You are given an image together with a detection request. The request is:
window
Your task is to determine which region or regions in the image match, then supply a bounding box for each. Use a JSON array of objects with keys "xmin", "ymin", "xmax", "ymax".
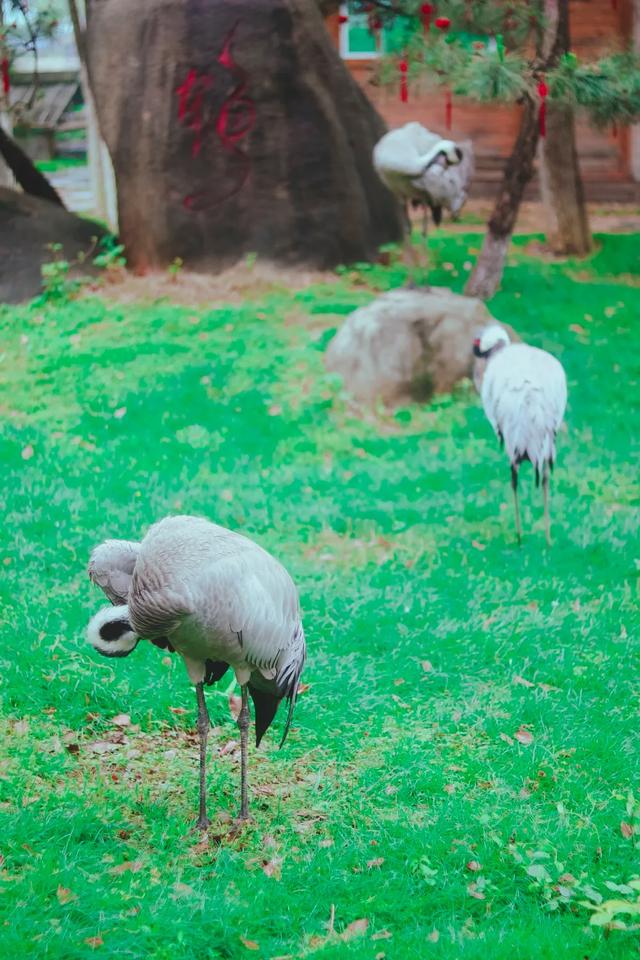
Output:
[{"xmin": 338, "ymin": 2, "xmax": 411, "ymax": 60}]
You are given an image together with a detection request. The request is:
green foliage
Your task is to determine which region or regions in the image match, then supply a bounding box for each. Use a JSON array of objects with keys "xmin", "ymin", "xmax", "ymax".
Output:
[
  {"xmin": 34, "ymin": 242, "xmax": 80, "ymax": 305},
  {"xmin": 92, "ymin": 235, "xmax": 127, "ymax": 272},
  {"xmin": 0, "ymin": 232, "xmax": 638, "ymax": 957},
  {"xmin": 369, "ymin": 0, "xmax": 640, "ymax": 125}
]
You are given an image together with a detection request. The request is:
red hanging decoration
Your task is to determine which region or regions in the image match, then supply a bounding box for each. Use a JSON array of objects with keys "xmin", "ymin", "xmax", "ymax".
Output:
[
  {"xmin": 338, "ymin": 14, "xmax": 348, "ymax": 24},
  {"xmin": 369, "ymin": 15, "xmax": 383, "ymax": 32},
  {"xmin": 445, "ymin": 88, "xmax": 452, "ymax": 130},
  {"xmin": 435, "ymin": 16, "xmax": 451, "ymax": 30},
  {"xmin": 537, "ymin": 79, "xmax": 548, "ymax": 137},
  {"xmin": 399, "ymin": 59, "xmax": 408, "ymax": 103},
  {"xmin": 420, "ymin": 3, "xmax": 433, "ymax": 32},
  {"xmin": 1, "ymin": 58, "xmax": 9, "ymax": 97}
]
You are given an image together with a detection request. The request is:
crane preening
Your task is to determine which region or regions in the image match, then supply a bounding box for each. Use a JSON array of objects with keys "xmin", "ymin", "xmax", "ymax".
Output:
[
  {"xmin": 86, "ymin": 515, "xmax": 306, "ymax": 829},
  {"xmin": 473, "ymin": 326, "xmax": 568, "ymax": 545}
]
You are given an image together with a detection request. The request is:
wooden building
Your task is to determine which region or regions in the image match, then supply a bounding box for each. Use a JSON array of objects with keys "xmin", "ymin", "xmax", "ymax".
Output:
[{"xmin": 325, "ymin": 1, "xmax": 640, "ymax": 201}]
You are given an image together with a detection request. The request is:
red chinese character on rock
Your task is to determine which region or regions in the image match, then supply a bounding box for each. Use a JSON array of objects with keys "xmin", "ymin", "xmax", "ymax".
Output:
[{"xmin": 176, "ymin": 68, "xmax": 214, "ymax": 159}]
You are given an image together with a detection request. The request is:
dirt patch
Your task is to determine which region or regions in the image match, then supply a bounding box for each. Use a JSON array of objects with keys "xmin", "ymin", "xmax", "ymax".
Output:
[
  {"xmin": 441, "ymin": 200, "xmax": 640, "ymax": 235},
  {"xmin": 83, "ymin": 260, "xmax": 336, "ymax": 307}
]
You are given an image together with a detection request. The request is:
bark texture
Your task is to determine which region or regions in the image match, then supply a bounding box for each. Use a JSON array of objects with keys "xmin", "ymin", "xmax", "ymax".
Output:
[
  {"xmin": 465, "ymin": 98, "xmax": 539, "ymax": 300},
  {"xmin": 85, "ymin": 0, "xmax": 402, "ymax": 271},
  {"xmin": 539, "ymin": 103, "xmax": 591, "ymax": 255}
]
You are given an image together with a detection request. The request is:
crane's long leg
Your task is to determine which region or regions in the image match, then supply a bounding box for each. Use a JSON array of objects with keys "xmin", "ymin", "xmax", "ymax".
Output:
[
  {"xmin": 195, "ymin": 682, "xmax": 210, "ymax": 830},
  {"xmin": 511, "ymin": 464, "xmax": 522, "ymax": 546},
  {"xmin": 237, "ymin": 684, "xmax": 250, "ymax": 821},
  {"xmin": 542, "ymin": 467, "xmax": 552, "ymax": 547}
]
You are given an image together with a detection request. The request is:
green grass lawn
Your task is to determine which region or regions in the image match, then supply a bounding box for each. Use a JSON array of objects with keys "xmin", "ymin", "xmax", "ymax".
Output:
[{"xmin": 0, "ymin": 234, "xmax": 638, "ymax": 959}]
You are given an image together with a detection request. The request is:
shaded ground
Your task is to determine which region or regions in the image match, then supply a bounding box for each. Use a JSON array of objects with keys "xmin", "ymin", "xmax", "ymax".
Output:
[{"xmin": 0, "ymin": 233, "xmax": 638, "ymax": 959}]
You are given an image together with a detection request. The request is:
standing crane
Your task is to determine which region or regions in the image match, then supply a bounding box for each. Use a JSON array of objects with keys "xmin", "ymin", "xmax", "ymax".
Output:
[
  {"xmin": 473, "ymin": 326, "xmax": 568, "ymax": 545},
  {"xmin": 86, "ymin": 515, "xmax": 306, "ymax": 828},
  {"xmin": 373, "ymin": 121, "xmax": 474, "ymax": 263}
]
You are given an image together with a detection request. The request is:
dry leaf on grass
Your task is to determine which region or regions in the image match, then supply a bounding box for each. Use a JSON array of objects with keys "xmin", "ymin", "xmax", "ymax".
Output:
[
  {"xmin": 84, "ymin": 936, "xmax": 104, "ymax": 949},
  {"xmin": 21, "ymin": 445, "xmax": 34, "ymax": 461},
  {"xmin": 466, "ymin": 860, "xmax": 482, "ymax": 872},
  {"xmin": 57, "ymin": 886, "xmax": 78, "ymax": 905},
  {"xmin": 513, "ymin": 675, "xmax": 535, "ymax": 688},
  {"xmin": 367, "ymin": 857, "xmax": 385, "ymax": 870},
  {"xmin": 109, "ymin": 860, "xmax": 143, "ymax": 875},
  {"xmin": 514, "ymin": 727, "xmax": 534, "ymax": 746},
  {"xmin": 240, "ymin": 938, "xmax": 260, "ymax": 951},
  {"xmin": 113, "ymin": 407, "xmax": 127, "ymax": 419},
  {"xmin": 421, "ymin": 660, "xmax": 434, "ymax": 673},
  {"xmin": 467, "ymin": 882, "xmax": 486, "ymax": 900},
  {"xmin": 427, "ymin": 930, "xmax": 440, "ymax": 943},
  {"xmin": 371, "ymin": 929, "xmax": 392, "ymax": 940},
  {"xmin": 342, "ymin": 919, "xmax": 369, "ymax": 941},
  {"xmin": 111, "ymin": 713, "xmax": 131, "ymax": 727},
  {"xmin": 262, "ymin": 858, "xmax": 282, "ymax": 880},
  {"xmin": 620, "ymin": 821, "xmax": 634, "ymax": 839}
]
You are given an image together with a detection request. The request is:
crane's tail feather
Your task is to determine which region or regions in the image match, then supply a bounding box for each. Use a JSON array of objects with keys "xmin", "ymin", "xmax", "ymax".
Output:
[{"xmin": 248, "ymin": 683, "xmax": 279, "ymax": 748}]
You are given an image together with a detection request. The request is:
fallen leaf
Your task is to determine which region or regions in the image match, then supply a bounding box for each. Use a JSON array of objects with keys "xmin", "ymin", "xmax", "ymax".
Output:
[
  {"xmin": 13, "ymin": 720, "xmax": 29, "ymax": 735},
  {"xmin": 367, "ymin": 857, "xmax": 385, "ymax": 869},
  {"xmin": 113, "ymin": 407, "xmax": 126, "ymax": 419},
  {"xmin": 467, "ymin": 882, "xmax": 485, "ymax": 900},
  {"xmin": 240, "ymin": 938, "xmax": 260, "ymax": 951},
  {"xmin": 514, "ymin": 727, "xmax": 534, "ymax": 746},
  {"xmin": 471, "ymin": 540, "xmax": 486, "ymax": 551},
  {"xmin": 558, "ymin": 872, "xmax": 576, "ymax": 885},
  {"xmin": 466, "ymin": 860, "xmax": 482, "ymax": 872},
  {"xmin": 111, "ymin": 713, "xmax": 131, "ymax": 727},
  {"xmin": 220, "ymin": 739, "xmax": 239, "ymax": 756},
  {"xmin": 297, "ymin": 683, "xmax": 311, "ymax": 694},
  {"xmin": 262, "ymin": 858, "xmax": 282, "ymax": 880},
  {"xmin": 444, "ymin": 784, "xmax": 456, "ymax": 795},
  {"xmin": 57, "ymin": 886, "xmax": 77, "ymax": 905},
  {"xmin": 421, "ymin": 660, "xmax": 434, "ymax": 673},
  {"xmin": 172, "ymin": 882, "xmax": 195, "ymax": 898},
  {"xmin": 427, "ymin": 930, "xmax": 440, "ymax": 943},
  {"xmin": 109, "ymin": 860, "xmax": 143, "ymax": 875},
  {"xmin": 621, "ymin": 821, "xmax": 634, "ymax": 839},
  {"xmin": 268, "ymin": 404, "xmax": 282, "ymax": 416},
  {"xmin": 569, "ymin": 323, "xmax": 587, "ymax": 336},
  {"xmin": 21, "ymin": 444, "xmax": 34, "ymax": 461},
  {"xmin": 84, "ymin": 937, "xmax": 103, "ymax": 949},
  {"xmin": 88, "ymin": 741, "xmax": 121, "ymax": 754},
  {"xmin": 391, "ymin": 694, "xmax": 410, "ymax": 710},
  {"xmin": 342, "ymin": 918, "xmax": 369, "ymax": 941},
  {"xmin": 169, "ymin": 706, "xmax": 188, "ymax": 715},
  {"xmin": 513, "ymin": 675, "xmax": 535, "ymax": 688},
  {"xmin": 371, "ymin": 929, "xmax": 392, "ymax": 940}
]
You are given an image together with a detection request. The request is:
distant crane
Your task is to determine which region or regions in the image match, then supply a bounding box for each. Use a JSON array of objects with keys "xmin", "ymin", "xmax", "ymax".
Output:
[
  {"xmin": 86, "ymin": 515, "xmax": 306, "ymax": 828},
  {"xmin": 373, "ymin": 121, "xmax": 474, "ymax": 261},
  {"xmin": 473, "ymin": 326, "xmax": 568, "ymax": 545}
]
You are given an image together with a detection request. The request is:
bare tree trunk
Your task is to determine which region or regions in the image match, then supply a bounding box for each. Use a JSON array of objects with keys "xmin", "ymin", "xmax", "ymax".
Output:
[
  {"xmin": 0, "ymin": 125, "xmax": 65, "ymax": 205},
  {"xmin": 0, "ymin": 4, "xmax": 13, "ymax": 188},
  {"xmin": 465, "ymin": 0, "xmax": 581, "ymax": 298},
  {"xmin": 538, "ymin": 0, "xmax": 590, "ymax": 255},
  {"xmin": 68, "ymin": 0, "xmax": 118, "ymax": 230},
  {"xmin": 465, "ymin": 97, "xmax": 539, "ymax": 299},
  {"xmin": 539, "ymin": 103, "xmax": 591, "ymax": 254}
]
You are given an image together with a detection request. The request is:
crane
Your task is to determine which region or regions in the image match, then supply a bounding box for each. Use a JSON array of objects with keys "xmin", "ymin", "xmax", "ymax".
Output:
[
  {"xmin": 373, "ymin": 121, "xmax": 474, "ymax": 261},
  {"xmin": 86, "ymin": 515, "xmax": 306, "ymax": 828},
  {"xmin": 473, "ymin": 326, "xmax": 568, "ymax": 545}
]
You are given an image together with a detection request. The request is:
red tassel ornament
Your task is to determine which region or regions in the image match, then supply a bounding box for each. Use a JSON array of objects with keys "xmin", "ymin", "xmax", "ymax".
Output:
[
  {"xmin": 445, "ymin": 88, "xmax": 452, "ymax": 130},
  {"xmin": 435, "ymin": 17, "xmax": 451, "ymax": 30},
  {"xmin": 537, "ymin": 79, "xmax": 548, "ymax": 137},
  {"xmin": 1, "ymin": 58, "xmax": 9, "ymax": 97},
  {"xmin": 420, "ymin": 3, "xmax": 433, "ymax": 32},
  {"xmin": 399, "ymin": 59, "xmax": 408, "ymax": 103}
]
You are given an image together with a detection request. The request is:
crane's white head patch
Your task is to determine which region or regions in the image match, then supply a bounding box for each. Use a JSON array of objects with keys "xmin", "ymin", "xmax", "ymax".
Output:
[
  {"xmin": 87, "ymin": 605, "xmax": 139, "ymax": 657},
  {"xmin": 473, "ymin": 325, "xmax": 510, "ymax": 359}
]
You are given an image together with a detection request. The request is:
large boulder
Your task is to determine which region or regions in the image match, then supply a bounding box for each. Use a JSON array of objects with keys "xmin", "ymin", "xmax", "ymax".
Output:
[
  {"xmin": 325, "ymin": 287, "xmax": 512, "ymax": 405},
  {"xmin": 0, "ymin": 188, "xmax": 107, "ymax": 303}
]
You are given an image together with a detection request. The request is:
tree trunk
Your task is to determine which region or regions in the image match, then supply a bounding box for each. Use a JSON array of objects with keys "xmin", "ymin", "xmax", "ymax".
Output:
[
  {"xmin": 465, "ymin": 97, "xmax": 539, "ymax": 300},
  {"xmin": 68, "ymin": 0, "xmax": 118, "ymax": 231},
  {"xmin": 0, "ymin": 125, "xmax": 65, "ymax": 206},
  {"xmin": 539, "ymin": 103, "xmax": 591, "ymax": 255},
  {"xmin": 538, "ymin": 0, "xmax": 590, "ymax": 255},
  {"xmin": 85, "ymin": 0, "xmax": 402, "ymax": 271}
]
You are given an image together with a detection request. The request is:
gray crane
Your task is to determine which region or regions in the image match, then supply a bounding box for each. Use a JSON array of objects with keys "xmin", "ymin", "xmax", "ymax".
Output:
[
  {"xmin": 86, "ymin": 515, "xmax": 306, "ymax": 828},
  {"xmin": 473, "ymin": 326, "xmax": 568, "ymax": 545}
]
